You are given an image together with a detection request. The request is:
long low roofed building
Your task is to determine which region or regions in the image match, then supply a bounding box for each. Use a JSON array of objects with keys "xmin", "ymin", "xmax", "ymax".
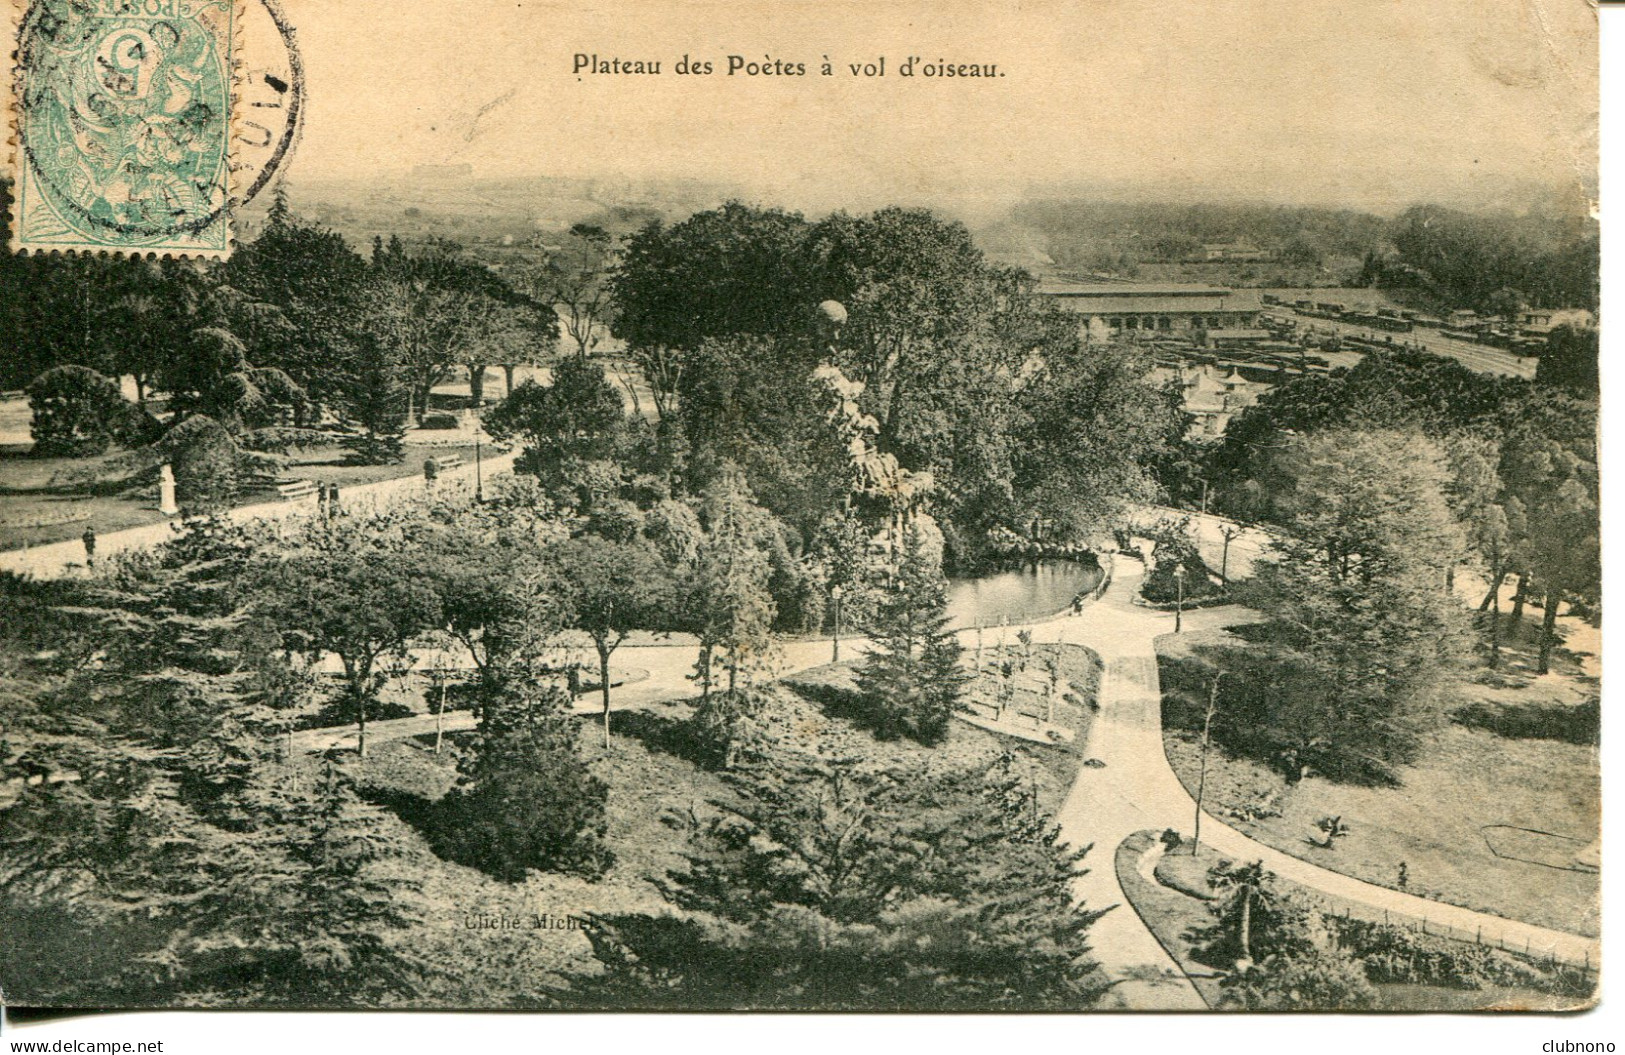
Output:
[{"xmin": 1041, "ymin": 281, "xmax": 1265, "ymax": 337}]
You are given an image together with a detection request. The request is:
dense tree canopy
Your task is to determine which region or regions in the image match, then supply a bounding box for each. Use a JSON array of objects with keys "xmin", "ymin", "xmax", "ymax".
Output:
[
  {"xmin": 1231, "ymin": 429, "xmax": 1471, "ymax": 782},
  {"xmin": 567, "ymin": 753, "xmax": 1106, "ymax": 1010},
  {"xmin": 1382, "ymin": 204, "xmax": 1598, "ymax": 312},
  {"xmin": 605, "ymin": 201, "xmax": 1179, "ymax": 563}
]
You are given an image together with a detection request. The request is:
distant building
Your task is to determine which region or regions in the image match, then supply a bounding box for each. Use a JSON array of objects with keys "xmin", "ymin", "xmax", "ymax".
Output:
[
  {"xmin": 1517, "ymin": 307, "xmax": 1596, "ymax": 338},
  {"xmin": 413, "ymin": 163, "xmax": 475, "ymax": 180},
  {"xmin": 1042, "ymin": 282, "xmax": 1265, "ymax": 338},
  {"xmin": 1148, "ymin": 362, "xmax": 1270, "ymax": 440},
  {"xmin": 1196, "ymin": 243, "xmax": 1274, "ymax": 263}
]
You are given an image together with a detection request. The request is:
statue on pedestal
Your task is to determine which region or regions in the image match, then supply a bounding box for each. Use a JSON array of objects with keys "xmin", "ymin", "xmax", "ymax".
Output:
[{"xmin": 158, "ymin": 464, "xmax": 179, "ymax": 516}]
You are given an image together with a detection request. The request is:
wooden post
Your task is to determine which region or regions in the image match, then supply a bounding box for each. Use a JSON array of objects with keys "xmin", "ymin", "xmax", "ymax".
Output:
[{"xmin": 1192, "ymin": 672, "xmax": 1223, "ymax": 855}]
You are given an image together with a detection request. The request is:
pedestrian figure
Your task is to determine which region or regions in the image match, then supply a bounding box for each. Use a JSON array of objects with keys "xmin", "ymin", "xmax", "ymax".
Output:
[
  {"xmin": 1397, "ymin": 861, "xmax": 1409, "ymax": 890},
  {"xmin": 81, "ymin": 525, "xmax": 97, "ymax": 568},
  {"xmin": 327, "ymin": 482, "xmax": 341, "ymax": 511},
  {"xmin": 1072, "ymin": 595, "xmax": 1083, "ymax": 616}
]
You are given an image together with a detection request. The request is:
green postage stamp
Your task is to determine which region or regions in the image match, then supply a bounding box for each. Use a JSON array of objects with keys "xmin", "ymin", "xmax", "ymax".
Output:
[{"xmin": 10, "ymin": 0, "xmax": 236, "ymax": 256}]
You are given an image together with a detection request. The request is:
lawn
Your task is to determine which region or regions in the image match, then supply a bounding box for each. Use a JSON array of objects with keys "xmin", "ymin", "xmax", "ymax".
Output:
[
  {"xmin": 0, "ymin": 437, "xmax": 488, "ymax": 551},
  {"xmin": 1155, "ymin": 621, "xmax": 1601, "ymax": 938},
  {"xmin": 0, "ymin": 444, "xmax": 173, "ymax": 549},
  {"xmin": 320, "ymin": 725, "xmax": 734, "ymax": 1007},
  {"xmin": 783, "ymin": 643, "xmax": 1099, "ymax": 814},
  {"xmin": 1114, "ymin": 830, "xmax": 1590, "ymax": 1012}
]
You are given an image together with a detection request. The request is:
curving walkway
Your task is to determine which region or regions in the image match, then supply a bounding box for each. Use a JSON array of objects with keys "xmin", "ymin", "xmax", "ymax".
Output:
[
  {"xmin": 1043, "ymin": 555, "xmax": 1600, "ymax": 998},
  {"xmin": 23, "ymin": 481, "xmax": 1598, "ymax": 1001},
  {"xmin": 292, "ymin": 548, "xmax": 1600, "ymax": 1004}
]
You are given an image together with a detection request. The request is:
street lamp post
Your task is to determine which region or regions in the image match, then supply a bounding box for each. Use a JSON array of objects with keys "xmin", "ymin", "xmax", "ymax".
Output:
[
  {"xmin": 830, "ymin": 584, "xmax": 844, "ymax": 662},
  {"xmin": 1173, "ymin": 564, "xmax": 1186, "ymax": 633},
  {"xmin": 474, "ymin": 434, "xmax": 484, "ymax": 504}
]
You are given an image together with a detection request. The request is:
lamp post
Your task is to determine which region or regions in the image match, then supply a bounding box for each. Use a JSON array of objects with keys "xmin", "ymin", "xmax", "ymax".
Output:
[
  {"xmin": 474, "ymin": 433, "xmax": 484, "ymax": 504},
  {"xmin": 1173, "ymin": 564, "xmax": 1186, "ymax": 633},
  {"xmin": 1220, "ymin": 524, "xmax": 1239, "ymax": 584},
  {"xmin": 830, "ymin": 584, "xmax": 844, "ymax": 662}
]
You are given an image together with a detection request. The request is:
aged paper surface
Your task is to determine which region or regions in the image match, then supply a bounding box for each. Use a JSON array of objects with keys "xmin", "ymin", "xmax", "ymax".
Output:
[{"xmin": 0, "ymin": 0, "xmax": 1603, "ymax": 1032}]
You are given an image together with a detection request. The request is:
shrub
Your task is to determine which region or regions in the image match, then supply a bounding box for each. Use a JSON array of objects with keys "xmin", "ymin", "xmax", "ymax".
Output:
[
  {"xmin": 1330, "ymin": 916, "xmax": 1549, "ymax": 990},
  {"xmin": 419, "ymin": 413, "xmax": 460, "ymax": 430},
  {"xmin": 26, "ymin": 366, "xmax": 132, "ymax": 457},
  {"xmin": 688, "ymin": 687, "xmax": 770, "ymax": 770},
  {"xmin": 159, "ymin": 416, "xmax": 243, "ymax": 514},
  {"xmin": 1141, "ymin": 551, "xmax": 1220, "ymax": 605},
  {"xmin": 430, "ymin": 679, "xmax": 612, "ymax": 880},
  {"xmin": 1452, "ymin": 698, "xmax": 1599, "ymax": 746},
  {"xmin": 238, "ymin": 426, "xmax": 329, "ymax": 454},
  {"xmin": 586, "ymin": 497, "xmax": 646, "ymax": 543},
  {"xmin": 1218, "ymin": 949, "xmax": 1378, "ymax": 1010}
]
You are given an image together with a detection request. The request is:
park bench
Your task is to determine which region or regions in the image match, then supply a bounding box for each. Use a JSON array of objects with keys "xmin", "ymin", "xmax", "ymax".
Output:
[
  {"xmin": 276, "ymin": 479, "xmax": 319, "ymax": 502},
  {"xmin": 432, "ymin": 454, "xmax": 465, "ymax": 473}
]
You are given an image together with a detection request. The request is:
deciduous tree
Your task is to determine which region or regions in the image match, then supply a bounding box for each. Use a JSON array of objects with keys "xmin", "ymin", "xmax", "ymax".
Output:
[{"xmin": 551, "ymin": 536, "xmax": 677, "ymax": 745}]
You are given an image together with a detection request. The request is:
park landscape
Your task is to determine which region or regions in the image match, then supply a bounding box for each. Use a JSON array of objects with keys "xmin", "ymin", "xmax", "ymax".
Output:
[{"xmin": 0, "ymin": 164, "xmax": 1601, "ymax": 1012}]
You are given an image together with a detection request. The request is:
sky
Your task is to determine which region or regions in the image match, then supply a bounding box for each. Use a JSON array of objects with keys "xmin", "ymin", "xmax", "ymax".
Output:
[{"xmin": 270, "ymin": 0, "xmax": 1597, "ymax": 214}]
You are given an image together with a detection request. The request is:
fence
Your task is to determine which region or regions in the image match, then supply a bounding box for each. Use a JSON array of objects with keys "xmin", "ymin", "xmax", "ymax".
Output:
[{"xmin": 1329, "ymin": 901, "xmax": 1599, "ymax": 989}]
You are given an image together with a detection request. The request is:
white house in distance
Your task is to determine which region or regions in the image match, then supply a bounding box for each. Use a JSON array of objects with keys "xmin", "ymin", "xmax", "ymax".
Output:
[
  {"xmin": 1197, "ymin": 242, "xmax": 1274, "ymax": 263},
  {"xmin": 1148, "ymin": 362, "xmax": 1270, "ymax": 440},
  {"xmin": 1041, "ymin": 281, "xmax": 1265, "ymax": 339},
  {"xmin": 1516, "ymin": 307, "xmax": 1596, "ymax": 338}
]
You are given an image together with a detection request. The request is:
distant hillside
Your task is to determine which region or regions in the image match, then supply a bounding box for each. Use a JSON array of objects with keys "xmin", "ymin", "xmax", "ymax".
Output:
[{"xmin": 259, "ymin": 172, "xmax": 743, "ymax": 257}]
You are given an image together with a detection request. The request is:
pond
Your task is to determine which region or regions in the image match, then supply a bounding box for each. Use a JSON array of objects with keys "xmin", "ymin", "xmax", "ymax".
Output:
[{"xmin": 944, "ymin": 558, "xmax": 1103, "ymax": 630}]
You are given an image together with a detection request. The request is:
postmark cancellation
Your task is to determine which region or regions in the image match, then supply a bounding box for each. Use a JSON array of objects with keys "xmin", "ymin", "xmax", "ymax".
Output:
[{"xmin": 7, "ymin": 0, "xmax": 237, "ymax": 257}]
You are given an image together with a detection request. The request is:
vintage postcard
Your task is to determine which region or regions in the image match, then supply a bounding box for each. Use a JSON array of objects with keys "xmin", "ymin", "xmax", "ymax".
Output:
[{"xmin": 0, "ymin": 0, "xmax": 1603, "ymax": 1027}]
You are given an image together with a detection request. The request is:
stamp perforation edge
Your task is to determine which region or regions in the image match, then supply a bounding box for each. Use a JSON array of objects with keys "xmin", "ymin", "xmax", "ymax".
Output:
[{"xmin": 5, "ymin": 0, "xmax": 245, "ymax": 261}]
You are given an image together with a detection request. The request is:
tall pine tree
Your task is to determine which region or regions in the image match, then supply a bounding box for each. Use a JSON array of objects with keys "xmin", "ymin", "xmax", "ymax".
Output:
[{"xmin": 855, "ymin": 521, "xmax": 966, "ymax": 744}]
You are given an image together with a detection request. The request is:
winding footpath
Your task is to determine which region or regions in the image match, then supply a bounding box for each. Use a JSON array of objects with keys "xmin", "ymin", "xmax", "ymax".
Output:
[
  {"xmin": 8, "ymin": 489, "xmax": 1600, "ymax": 1004},
  {"xmin": 1046, "ymin": 557, "xmax": 1599, "ymax": 1006},
  {"xmin": 294, "ymin": 551, "xmax": 1599, "ymax": 1007}
]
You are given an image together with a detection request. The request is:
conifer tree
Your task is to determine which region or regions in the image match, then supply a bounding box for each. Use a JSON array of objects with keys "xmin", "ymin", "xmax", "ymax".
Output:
[
  {"xmin": 566, "ymin": 754, "xmax": 1105, "ymax": 1010},
  {"xmin": 431, "ymin": 675, "xmax": 613, "ymax": 881},
  {"xmin": 855, "ymin": 521, "xmax": 966, "ymax": 744}
]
